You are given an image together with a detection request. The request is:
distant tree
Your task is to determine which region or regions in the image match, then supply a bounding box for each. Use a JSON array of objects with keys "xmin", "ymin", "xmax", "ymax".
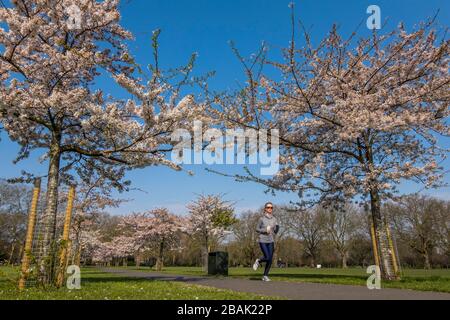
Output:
[
  {"xmin": 386, "ymin": 194, "xmax": 442, "ymax": 269},
  {"xmin": 148, "ymin": 209, "xmax": 186, "ymax": 271},
  {"xmin": 111, "ymin": 209, "xmax": 185, "ymax": 270},
  {"xmin": 271, "ymin": 205, "xmax": 292, "ymax": 264},
  {"xmin": 431, "ymin": 199, "xmax": 450, "ymax": 258},
  {"xmin": 287, "ymin": 206, "xmax": 326, "ymax": 267},
  {"xmin": 323, "ymin": 203, "xmax": 359, "ymax": 268},
  {"xmin": 276, "ymin": 237, "xmax": 304, "ymax": 267},
  {"xmin": 347, "ymin": 208, "xmax": 374, "ymax": 267},
  {"xmin": 0, "ymin": 181, "xmax": 31, "ymax": 264},
  {"xmin": 70, "ymin": 177, "xmax": 125, "ymax": 266},
  {"xmin": 187, "ymin": 194, "xmax": 237, "ymax": 271},
  {"xmin": 232, "ymin": 211, "xmax": 260, "ymax": 266}
]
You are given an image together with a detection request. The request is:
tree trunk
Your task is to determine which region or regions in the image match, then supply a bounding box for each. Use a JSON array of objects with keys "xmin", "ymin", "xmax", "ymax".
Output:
[
  {"xmin": 310, "ymin": 252, "xmax": 316, "ymax": 268},
  {"xmin": 39, "ymin": 137, "xmax": 62, "ymax": 284},
  {"xmin": 156, "ymin": 240, "xmax": 165, "ymax": 271},
  {"xmin": 135, "ymin": 253, "xmax": 141, "ymax": 267},
  {"xmin": 341, "ymin": 251, "xmax": 348, "ymax": 269},
  {"xmin": 202, "ymin": 235, "xmax": 209, "ymax": 272},
  {"xmin": 202, "ymin": 248, "xmax": 208, "ymax": 272},
  {"xmin": 8, "ymin": 243, "xmax": 16, "ymax": 265},
  {"xmin": 172, "ymin": 252, "xmax": 176, "ymax": 266},
  {"xmin": 71, "ymin": 231, "xmax": 81, "ymax": 266},
  {"xmin": 370, "ymin": 188, "xmax": 399, "ymax": 280},
  {"xmin": 74, "ymin": 247, "xmax": 81, "ymax": 266},
  {"xmin": 18, "ymin": 244, "xmax": 23, "ymax": 267},
  {"xmin": 423, "ymin": 250, "xmax": 432, "ymax": 270}
]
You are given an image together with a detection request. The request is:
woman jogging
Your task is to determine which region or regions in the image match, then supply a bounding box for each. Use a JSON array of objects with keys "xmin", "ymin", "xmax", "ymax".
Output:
[{"xmin": 253, "ymin": 202, "xmax": 279, "ymax": 281}]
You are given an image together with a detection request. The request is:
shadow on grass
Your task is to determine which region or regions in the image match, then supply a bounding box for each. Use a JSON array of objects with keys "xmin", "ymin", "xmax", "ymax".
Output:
[
  {"xmin": 394, "ymin": 276, "xmax": 450, "ymax": 283},
  {"xmin": 241, "ymin": 273, "xmax": 368, "ymax": 281},
  {"xmin": 241, "ymin": 274, "xmax": 449, "ymax": 287},
  {"xmin": 84, "ymin": 275, "xmax": 209, "ymax": 284}
]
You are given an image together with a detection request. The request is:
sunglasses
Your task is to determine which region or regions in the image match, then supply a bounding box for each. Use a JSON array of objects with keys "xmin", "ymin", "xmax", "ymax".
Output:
[{"xmin": 265, "ymin": 206, "xmax": 273, "ymax": 209}]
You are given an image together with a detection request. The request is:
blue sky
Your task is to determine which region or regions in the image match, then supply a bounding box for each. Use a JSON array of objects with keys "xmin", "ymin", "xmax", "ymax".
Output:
[{"xmin": 0, "ymin": 0, "xmax": 449, "ymax": 215}]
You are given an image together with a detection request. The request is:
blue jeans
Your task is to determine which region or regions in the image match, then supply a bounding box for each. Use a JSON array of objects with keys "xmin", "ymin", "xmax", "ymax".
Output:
[{"xmin": 259, "ymin": 242, "xmax": 274, "ymax": 276}]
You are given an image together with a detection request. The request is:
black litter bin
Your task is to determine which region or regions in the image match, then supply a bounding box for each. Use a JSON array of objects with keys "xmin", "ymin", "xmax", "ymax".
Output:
[{"xmin": 208, "ymin": 252, "xmax": 228, "ymax": 276}]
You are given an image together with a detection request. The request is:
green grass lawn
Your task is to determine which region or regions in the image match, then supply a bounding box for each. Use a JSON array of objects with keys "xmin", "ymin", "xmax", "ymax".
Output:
[
  {"xmin": 128, "ymin": 266, "xmax": 450, "ymax": 293},
  {"xmin": 0, "ymin": 267, "xmax": 275, "ymax": 300},
  {"xmin": 3, "ymin": 265, "xmax": 448, "ymax": 300}
]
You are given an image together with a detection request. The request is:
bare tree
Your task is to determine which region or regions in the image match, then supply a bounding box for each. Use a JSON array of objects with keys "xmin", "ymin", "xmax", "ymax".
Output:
[
  {"xmin": 272, "ymin": 206, "xmax": 292, "ymax": 266},
  {"xmin": 232, "ymin": 211, "xmax": 260, "ymax": 266},
  {"xmin": 386, "ymin": 195, "xmax": 441, "ymax": 269},
  {"xmin": 432, "ymin": 200, "xmax": 450, "ymax": 258},
  {"xmin": 287, "ymin": 206, "xmax": 326, "ymax": 267},
  {"xmin": 323, "ymin": 203, "xmax": 359, "ymax": 268},
  {"xmin": 0, "ymin": 181, "xmax": 31, "ymax": 264}
]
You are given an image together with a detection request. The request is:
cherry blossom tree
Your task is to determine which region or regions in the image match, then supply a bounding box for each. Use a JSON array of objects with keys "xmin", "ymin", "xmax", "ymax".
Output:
[
  {"xmin": 86, "ymin": 218, "xmax": 132, "ymax": 266},
  {"xmin": 89, "ymin": 237, "xmax": 111, "ymax": 266},
  {"xmin": 148, "ymin": 208, "xmax": 186, "ymax": 271},
  {"xmin": 0, "ymin": 0, "xmax": 130, "ymax": 278},
  {"xmin": 211, "ymin": 13, "xmax": 449, "ymax": 279},
  {"xmin": 77, "ymin": 224, "xmax": 104, "ymax": 265},
  {"xmin": 187, "ymin": 194, "xmax": 236, "ymax": 271},
  {"xmin": 0, "ymin": 0, "xmax": 206, "ymax": 281},
  {"xmin": 70, "ymin": 177, "xmax": 125, "ymax": 266},
  {"xmin": 115, "ymin": 209, "xmax": 185, "ymax": 270}
]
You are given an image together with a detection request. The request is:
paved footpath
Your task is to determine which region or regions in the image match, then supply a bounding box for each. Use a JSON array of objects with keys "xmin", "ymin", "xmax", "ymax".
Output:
[{"xmin": 101, "ymin": 268, "xmax": 450, "ymax": 300}]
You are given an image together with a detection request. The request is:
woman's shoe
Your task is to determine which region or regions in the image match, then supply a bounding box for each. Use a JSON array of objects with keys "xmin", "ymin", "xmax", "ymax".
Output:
[
  {"xmin": 262, "ymin": 276, "xmax": 271, "ymax": 282},
  {"xmin": 252, "ymin": 259, "xmax": 260, "ymax": 271}
]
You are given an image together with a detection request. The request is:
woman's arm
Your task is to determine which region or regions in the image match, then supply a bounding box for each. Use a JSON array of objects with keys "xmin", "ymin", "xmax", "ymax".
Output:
[{"xmin": 256, "ymin": 218, "xmax": 268, "ymax": 235}]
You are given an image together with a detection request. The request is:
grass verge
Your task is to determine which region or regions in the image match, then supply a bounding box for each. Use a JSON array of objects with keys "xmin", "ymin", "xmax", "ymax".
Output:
[
  {"xmin": 126, "ymin": 266, "xmax": 450, "ymax": 293},
  {"xmin": 0, "ymin": 266, "xmax": 277, "ymax": 300}
]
